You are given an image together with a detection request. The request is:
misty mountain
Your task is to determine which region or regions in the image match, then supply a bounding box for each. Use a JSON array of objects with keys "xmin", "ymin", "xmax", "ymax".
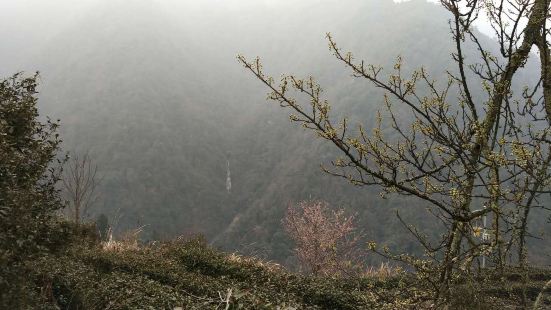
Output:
[{"xmin": 1, "ymin": 0, "xmax": 548, "ymax": 265}]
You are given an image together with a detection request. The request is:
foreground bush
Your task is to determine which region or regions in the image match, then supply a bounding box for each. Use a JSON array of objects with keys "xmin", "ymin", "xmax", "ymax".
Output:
[{"xmin": 0, "ymin": 73, "xmax": 65, "ymax": 308}]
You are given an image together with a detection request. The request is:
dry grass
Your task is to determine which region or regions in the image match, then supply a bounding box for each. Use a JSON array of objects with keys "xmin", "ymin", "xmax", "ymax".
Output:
[
  {"xmin": 362, "ymin": 262, "xmax": 402, "ymax": 279},
  {"xmin": 101, "ymin": 226, "xmax": 144, "ymax": 252},
  {"xmin": 226, "ymin": 252, "xmax": 284, "ymax": 273}
]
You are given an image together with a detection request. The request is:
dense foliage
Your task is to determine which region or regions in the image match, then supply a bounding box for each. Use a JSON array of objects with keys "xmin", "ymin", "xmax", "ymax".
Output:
[{"xmin": 0, "ymin": 73, "xmax": 65, "ymax": 307}]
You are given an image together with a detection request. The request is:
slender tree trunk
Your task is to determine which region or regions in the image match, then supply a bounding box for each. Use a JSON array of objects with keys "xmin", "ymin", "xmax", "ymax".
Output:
[{"xmin": 439, "ymin": 222, "xmax": 464, "ymax": 301}]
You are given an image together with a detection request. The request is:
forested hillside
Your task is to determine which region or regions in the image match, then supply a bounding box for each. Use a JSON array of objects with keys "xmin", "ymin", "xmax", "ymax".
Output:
[{"xmin": 1, "ymin": 0, "xmax": 548, "ymax": 266}]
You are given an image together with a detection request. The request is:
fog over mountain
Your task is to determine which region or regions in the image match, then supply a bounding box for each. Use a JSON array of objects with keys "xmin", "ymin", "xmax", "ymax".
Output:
[{"xmin": 1, "ymin": 0, "xmax": 548, "ymax": 265}]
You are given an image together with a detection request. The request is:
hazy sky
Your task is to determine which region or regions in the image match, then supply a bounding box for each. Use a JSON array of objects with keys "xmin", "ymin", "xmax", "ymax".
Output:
[
  {"xmin": 395, "ymin": 0, "xmax": 495, "ymax": 37},
  {"xmin": 0, "ymin": 0, "xmax": 498, "ymax": 75},
  {"xmin": 0, "ymin": 0, "xmax": 496, "ymax": 38}
]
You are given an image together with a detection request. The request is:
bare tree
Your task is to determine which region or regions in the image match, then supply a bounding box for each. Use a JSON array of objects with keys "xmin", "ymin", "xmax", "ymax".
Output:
[
  {"xmin": 240, "ymin": 0, "xmax": 551, "ymax": 302},
  {"xmin": 62, "ymin": 152, "xmax": 100, "ymax": 224},
  {"xmin": 283, "ymin": 200, "xmax": 364, "ymax": 276}
]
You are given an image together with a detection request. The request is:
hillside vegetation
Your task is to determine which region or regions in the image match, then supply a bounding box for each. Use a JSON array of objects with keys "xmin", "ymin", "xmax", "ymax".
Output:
[{"xmin": 26, "ymin": 225, "xmax": 551, "ymax": 309}]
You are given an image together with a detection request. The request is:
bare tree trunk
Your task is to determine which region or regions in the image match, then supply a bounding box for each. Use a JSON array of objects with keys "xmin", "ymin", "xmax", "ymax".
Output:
[{"xmin": 62, "ymin": 152, "xmax": 99, "ymax": 225}]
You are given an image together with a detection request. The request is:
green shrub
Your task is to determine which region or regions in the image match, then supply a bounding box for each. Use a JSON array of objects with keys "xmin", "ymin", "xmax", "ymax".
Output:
[{"xmin": 0, "ymin": 73, "xmax": 65, "ymax": 308}]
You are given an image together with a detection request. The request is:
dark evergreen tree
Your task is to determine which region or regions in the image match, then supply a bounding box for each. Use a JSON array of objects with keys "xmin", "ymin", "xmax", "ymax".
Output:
[{"xmin": 0, "ymin": 73, "xmax": 64, "ymax": 306}]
